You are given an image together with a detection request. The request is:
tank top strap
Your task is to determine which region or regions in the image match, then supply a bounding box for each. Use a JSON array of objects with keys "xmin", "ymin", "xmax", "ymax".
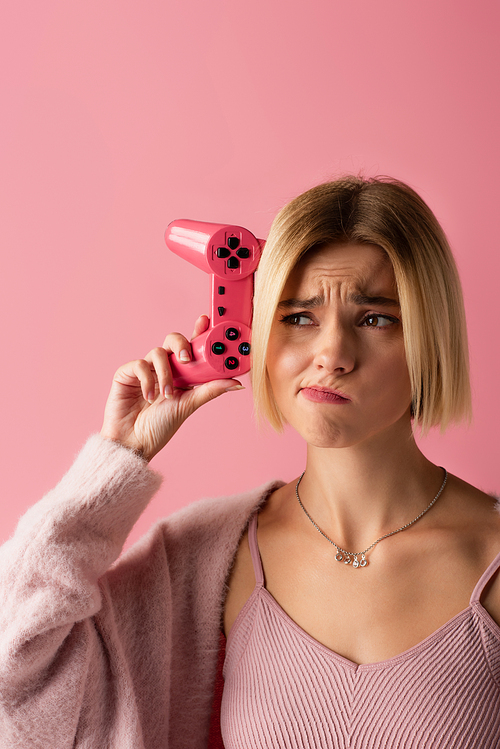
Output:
[
  {"xmin": 247, "ymin": 513, "xmax": 265, "ymax": 587},
  {"xmin": 471, "ymin": 546, "xmax": 500, "ymax": 604}
]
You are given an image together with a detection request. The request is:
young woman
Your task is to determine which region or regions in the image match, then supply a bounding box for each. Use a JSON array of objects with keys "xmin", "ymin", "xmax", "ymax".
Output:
[{"xmin": 1, "ymin": 177, "xmax": 498, "ymax": 749}]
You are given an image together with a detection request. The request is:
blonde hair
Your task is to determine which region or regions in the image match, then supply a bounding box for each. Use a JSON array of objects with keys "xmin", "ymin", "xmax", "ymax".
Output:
[{"xmin": 251, "ymin": 176, "xmax": 471, "ymax": 434}]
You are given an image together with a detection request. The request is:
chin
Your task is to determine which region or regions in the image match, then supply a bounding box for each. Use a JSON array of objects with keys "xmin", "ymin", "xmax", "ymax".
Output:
[
  {"xmin": 290, "ymin": 421, "xmax": 354, "ymax": 449},
  {"xmin": 290, "ymin": 413, "xmax": 412, "ymax": 450}
]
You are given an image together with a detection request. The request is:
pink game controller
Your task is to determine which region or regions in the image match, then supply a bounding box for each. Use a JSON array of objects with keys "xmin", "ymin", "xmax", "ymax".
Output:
[{"xmin": 164, "ymin": 219, "xmax": 265, "ymax": 388}]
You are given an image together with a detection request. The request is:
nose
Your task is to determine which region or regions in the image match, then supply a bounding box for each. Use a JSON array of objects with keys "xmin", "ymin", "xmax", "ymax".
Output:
[{"xmin": 312, "ymin": 323, "xmax": 355, "ymax": 375}]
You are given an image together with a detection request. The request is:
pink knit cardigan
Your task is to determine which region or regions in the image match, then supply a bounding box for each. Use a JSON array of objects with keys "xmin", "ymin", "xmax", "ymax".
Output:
[{"xmin": 0, "ymin": 435, "xmax": 281, "ymax": 749}]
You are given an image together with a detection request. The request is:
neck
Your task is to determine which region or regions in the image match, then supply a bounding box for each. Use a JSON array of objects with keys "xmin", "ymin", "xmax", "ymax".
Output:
[{"xmin": 297, "ymin": 421, "xmax": 444, "ymax": 553}]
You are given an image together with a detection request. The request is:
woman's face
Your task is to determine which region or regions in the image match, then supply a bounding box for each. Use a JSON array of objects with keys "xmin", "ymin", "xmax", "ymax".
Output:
[{"xmin": 266, "ymin": 243, "xmax": 412, "ymax": 448}]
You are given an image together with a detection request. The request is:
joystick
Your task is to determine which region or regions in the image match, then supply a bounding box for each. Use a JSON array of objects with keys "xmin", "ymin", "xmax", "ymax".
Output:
[{"xmin": 164, "ymin": 219, "xmax": 265, "ymax": 387}]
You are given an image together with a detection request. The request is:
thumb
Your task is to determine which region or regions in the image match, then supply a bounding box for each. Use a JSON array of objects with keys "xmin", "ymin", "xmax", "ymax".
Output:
[{"xmin": 186, "ymin": 379, "xmax": 245, "ymax": 412}]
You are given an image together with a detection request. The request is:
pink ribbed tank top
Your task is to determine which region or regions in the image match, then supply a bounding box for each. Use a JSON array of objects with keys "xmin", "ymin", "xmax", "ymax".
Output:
[{"xmin": 221, "ymin": 513, "xmax": 500, "ymax": 748}]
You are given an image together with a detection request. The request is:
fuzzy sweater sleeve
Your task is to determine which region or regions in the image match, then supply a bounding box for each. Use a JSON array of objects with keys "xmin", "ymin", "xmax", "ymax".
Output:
[{"xmin": 0, "ymin": 434, "xmax": 163, "ymax": 749}]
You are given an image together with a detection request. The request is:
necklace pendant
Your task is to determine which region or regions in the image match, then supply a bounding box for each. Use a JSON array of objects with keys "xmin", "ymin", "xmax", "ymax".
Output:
[{"xmin": 296, "ymin": 468, "xmax": 448, "ymax": 574}]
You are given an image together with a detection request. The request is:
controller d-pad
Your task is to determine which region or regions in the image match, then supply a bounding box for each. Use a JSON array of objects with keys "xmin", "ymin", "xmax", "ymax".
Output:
[
  {"xmin": 212, "ymin": 342, "xmax": 226, "ymax": 355},
  {"xmin": 225, "ymin": 356, "xmax": 239, "ymax": 370},
  {"xmin": 238, "ymin": 342, "xmax": 250, "ymax": 355},
  {"xmin": 227, "ymin": 237, "xmax": 240, "ymax": 249},
  {"xmin": 227, "ymin": 257, "xmax": 240, "ymax": 269},
  {"xmin": 225, "ymin": 327, "xmax": 239, "ymax": 341},
  {"xmin": 217, "ymin": 247, "xmax": 230, "ymax": 258},
  {"xmin": 236, "ymin": 248, "xmax": 250, "ymax": 258}
]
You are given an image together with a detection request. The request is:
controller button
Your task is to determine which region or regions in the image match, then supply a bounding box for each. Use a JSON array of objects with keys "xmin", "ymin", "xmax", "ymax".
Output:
[
  {"xmin": 225, "ymin": 356, "xmax": 239, "ymax": 370},
  {"xmin": 227, "ymin": 257, "xmax": 240, "ymax": 269},
  {"xmin": 218, "ymin": 306, "xmax": 225, "ymax": 316},
  {"xmin": 212, "ymin": 342, "xmax": 226, "ymax": 355},
  {"xmin": 227, "ymin": 237, "xmax": 240, "ymax": 249},
  {"xmin": 238, "ymin": 342, "xmax": 251, "ymax": 356},
  {"xmin": 225, "ymin": 327, "xmax": 239, "ymax": 341},
  {"xmin": 236, "ymin": 248, "xmax": 250, "ymax": 258},
  {"xmin": 218, "ymin": 285, "xmax": 225, "ymax": 295},
  {"xmin": 217, "ymin": 247, "xmax": 230, "ymax": 258}
]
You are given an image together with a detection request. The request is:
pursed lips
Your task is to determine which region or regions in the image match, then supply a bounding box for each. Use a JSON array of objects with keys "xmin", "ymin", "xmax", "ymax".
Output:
[{"xmin": 300, "ymin": 386, "xmax": 351, "ymax": 404}]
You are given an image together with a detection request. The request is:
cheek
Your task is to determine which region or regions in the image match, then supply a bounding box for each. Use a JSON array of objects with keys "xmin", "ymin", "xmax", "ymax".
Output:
[
  {"xmin": 382, "ymin": 348, "xmax": 412, "ymax": 401},
  {"xmin": 265, "ymin": 335, "xmax": 300, "ymax": 408},
  {"xmin": 266, "ymin": 332, "xmax": 307, "ymax": 387}
]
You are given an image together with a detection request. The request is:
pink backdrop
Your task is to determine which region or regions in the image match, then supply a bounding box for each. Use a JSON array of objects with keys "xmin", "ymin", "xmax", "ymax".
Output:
[{"xmin": 1, "ymin": 0, "xmax": 498, "ymax": 547}]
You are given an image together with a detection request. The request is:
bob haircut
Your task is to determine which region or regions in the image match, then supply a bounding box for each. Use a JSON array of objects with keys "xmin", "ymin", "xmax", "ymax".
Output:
[{"xmin": 251, "ymin": 176, "xmax": 471, "ymax": 434}]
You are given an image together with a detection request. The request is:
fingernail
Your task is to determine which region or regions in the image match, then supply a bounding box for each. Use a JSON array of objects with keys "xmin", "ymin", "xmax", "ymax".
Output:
[
  {"xmin": 225, "ymin": 385, "xmax": 245, "ymax": 392},
  {"xmin": 147, "ymin": 391, "xmax": 155, "ymax": 403},
  {"xmin": 179, "ymin": 349, "xmax": 190, "ymax": 362},
  {"xmin": 164, "ymin": 385, "xmax": 173, "ymax": 400}
]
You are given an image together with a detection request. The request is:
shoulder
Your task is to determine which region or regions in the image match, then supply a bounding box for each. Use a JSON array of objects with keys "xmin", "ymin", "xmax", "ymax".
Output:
[
  {"xmin": 162, "ymin": 478, "xmax": 285, "ymax": 542},
  {"xmin": 443, "ymin": 474, "xmax": 500, "ymax": 622},
  {"xmin": 110, "ymin": 479, "xmax": 284, "ymax": 583},
  {"xmin": 442, "ymin": 473, "xmax": 500, "ymax": 554},
  {"xmin": 443, "ymin": 472, "xmax": 498, "ymax": 515}
]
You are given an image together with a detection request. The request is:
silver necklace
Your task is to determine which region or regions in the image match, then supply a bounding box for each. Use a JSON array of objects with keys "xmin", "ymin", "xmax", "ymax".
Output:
[{"xmin": 295, "ymin": 469, "xmax": 448, "ymax": 569}]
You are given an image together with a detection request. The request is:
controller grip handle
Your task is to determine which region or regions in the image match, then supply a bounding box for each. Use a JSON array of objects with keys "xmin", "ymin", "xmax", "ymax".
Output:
[
  {"xmin": 168, "ymin": 331, "xmax": 217, "ymax": 388},
  {"xmin": 168, "ymin": 322, "xmax": 252, "ymax": 388}
]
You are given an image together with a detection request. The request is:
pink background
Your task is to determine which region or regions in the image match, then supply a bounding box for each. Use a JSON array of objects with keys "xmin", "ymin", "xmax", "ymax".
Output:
[{"xmin": 1, "ymin": 0, "xmax": 498, "ymax": 547}]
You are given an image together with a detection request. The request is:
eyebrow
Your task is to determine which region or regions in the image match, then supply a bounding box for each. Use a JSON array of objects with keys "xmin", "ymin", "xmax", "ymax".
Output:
[{"xmin": 278, "ymin": 293, "xmax": 400, "ymax": 310}]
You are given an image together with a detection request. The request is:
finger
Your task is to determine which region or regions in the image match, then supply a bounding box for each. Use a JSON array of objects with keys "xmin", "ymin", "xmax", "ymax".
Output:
[
  {"xmin": 144, "ymin": 347, "xmax": 171, "ymax": 400},
  {"xmin": 183, "ymin": 378, "xmax": 245, "ymax": 413},
  {"xmin": 191, "ymin": 314, "xmax": 210, "ymax": 340},
  {"xmin": 115, "ymin": 359, "xmax": 157, "ymax": 403},
  {"xmin": 162, "ymin": 332, "xmax": 192, "ymax": 365}
]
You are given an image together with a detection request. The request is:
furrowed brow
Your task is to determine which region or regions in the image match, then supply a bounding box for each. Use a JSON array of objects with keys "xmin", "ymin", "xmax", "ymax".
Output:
[
  {"xmin": 277, "ymin": 295, "xmax": 324, "ymax": 310},
  {"xmin": 278, "ymin": 293, "xmax": 399, "ymax": 309},
  {"xmin": 349, "ymin": 293, "xmax": 400, "ymax": 308}
]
